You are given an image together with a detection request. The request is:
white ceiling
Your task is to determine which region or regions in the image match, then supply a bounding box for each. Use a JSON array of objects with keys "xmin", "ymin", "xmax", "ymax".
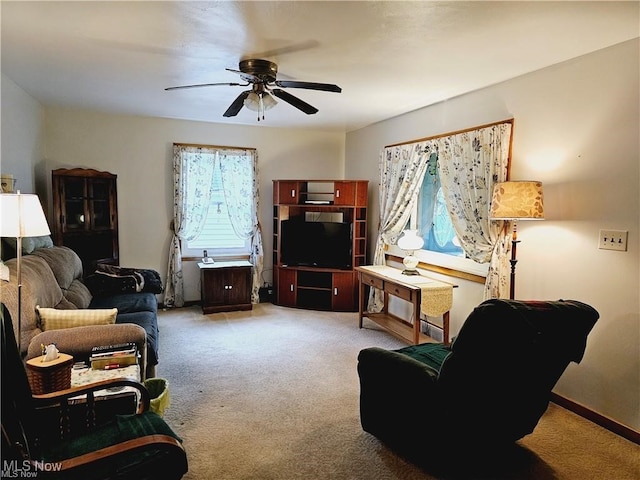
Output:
[{"xmin": 2, "ymin": 1, "xmax": 638, "ymax": 132}]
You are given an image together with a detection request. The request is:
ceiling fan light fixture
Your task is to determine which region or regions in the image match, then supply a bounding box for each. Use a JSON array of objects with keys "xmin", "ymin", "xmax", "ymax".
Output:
[
  {"xmin": 243, "ymin": 92, "xmax": 261, "ymax": 112},
  {"xmin": 262, "ymin": 92, "xmax": 277, "ymax": 110},
  {"xmin": 244, "ymin": 91, "xmax": 277, "ymax": 121}
]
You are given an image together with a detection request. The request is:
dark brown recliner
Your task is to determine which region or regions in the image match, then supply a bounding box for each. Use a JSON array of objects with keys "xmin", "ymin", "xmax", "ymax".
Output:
[{"xmin": 357, "ymin": 299, "xmax": 599, "ymax": 463}]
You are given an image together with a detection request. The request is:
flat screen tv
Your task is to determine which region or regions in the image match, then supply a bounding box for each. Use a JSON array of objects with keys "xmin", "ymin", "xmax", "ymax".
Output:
[{"xmin": 281, "ymin": 220, "xmax": 352, "ymax": 269}]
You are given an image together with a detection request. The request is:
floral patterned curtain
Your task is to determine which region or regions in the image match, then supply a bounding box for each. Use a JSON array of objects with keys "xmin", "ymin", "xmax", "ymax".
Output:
[
  {"xmin": 219, "ymin": 149, "xmax": 264, "ymax": 303},
  {"xmin": 436, "ymin": 122, "xmax": 512, "ymax": 298},
  {"xmin": 165, "ymin": 145, "xmax": 264, "ymax": 307},
  {"xmin": 372, "ymin": 120, "xmax": 513, "ymax": 307},
  {"xmin": 369, "ymin": 142, "xmax": 433, "ymax": 311},
  {"xmin": 165, "ymin": 145, "xmax": 216, "ymax": 307}
]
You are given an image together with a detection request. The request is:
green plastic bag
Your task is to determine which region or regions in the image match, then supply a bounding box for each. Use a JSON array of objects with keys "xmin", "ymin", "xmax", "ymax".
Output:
[{"xmin": 144, "ymin": 378, "xmax": 170, "ymax": 417}]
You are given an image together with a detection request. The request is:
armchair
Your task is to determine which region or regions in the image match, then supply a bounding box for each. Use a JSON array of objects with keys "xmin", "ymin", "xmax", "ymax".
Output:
[
  {"xmin": 357, "ymin": 299, "xmax": 599, "ymax": 463},
  {"xmin": 1, "ymin": 304, "xmax": 188, "ymax": 479}
]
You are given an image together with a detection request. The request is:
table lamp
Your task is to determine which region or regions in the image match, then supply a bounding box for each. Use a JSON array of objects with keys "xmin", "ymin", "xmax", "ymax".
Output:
[
  {"xmin": 489, "ymin": 181, "xmax": 544, "ymax": 299},
  {"xmin": 0, "ymin": 192, "xmax": 51, "ymax": 351},
  {"xmin": 397, "ymin": 229, "xmax": 424, "ymax": 275}
]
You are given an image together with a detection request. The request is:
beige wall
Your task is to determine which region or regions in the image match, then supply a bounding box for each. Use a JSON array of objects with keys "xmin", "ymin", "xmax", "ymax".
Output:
[
  {"xmin": 39, "ymin": 108, "xmax": 345, "ymax": 300},
  {"xmin": 346, "ymin": 39, "xmax": 640, "ymax": 431},
  {"xmin": 0, "ymin": 74, "xmax": 44, "ymax": 194}
]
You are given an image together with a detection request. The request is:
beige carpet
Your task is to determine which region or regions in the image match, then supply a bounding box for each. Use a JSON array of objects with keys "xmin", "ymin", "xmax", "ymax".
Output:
[{"xmin": 157, "ymin": 303, "xmax": 639, "ymax": 480}]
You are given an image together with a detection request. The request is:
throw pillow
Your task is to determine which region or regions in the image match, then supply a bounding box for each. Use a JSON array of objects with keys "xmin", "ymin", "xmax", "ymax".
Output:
[{"xmin": 36, "ymin": 306, "xmax": 118, "ymax": 331}]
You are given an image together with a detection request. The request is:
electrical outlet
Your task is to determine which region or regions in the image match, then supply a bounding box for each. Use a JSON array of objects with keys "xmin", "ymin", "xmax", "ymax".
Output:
[{"xmin": 598, "ymin": 229, "xmax": 628, "ymax": 251}]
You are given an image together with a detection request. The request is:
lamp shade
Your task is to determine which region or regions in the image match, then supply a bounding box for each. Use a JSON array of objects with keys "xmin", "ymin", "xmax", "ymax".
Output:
[
  {"xmin": 397, "ymin": 229, "xmax": 424, "ymax": 251},
  {"xmin": 0, "ymin": 193, "xmax": 51, "ymax": 237},
  {"xmin": 490, "ymin": 181, "xmax": 544, "ymax": 220},
  {"xmin": 244, "ymin": 92, "xmax": 277, "ymax": 112},
  {"xmin": 243, "ymin": 92, "xmax": 261, "ymax": 112},
  {"xmin": 261, "ymin": 92, "xmax": 277, "ymax": 110}
]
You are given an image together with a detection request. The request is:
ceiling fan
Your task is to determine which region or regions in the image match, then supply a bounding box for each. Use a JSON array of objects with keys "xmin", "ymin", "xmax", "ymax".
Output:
[{"xmin": 165, "ymin": 59, "xmax": 342, "ymax": 121}]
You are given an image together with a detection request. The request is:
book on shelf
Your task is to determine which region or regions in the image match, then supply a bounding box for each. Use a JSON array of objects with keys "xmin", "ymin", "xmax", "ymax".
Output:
[{"xmin": 90, "ymin": 342, "xmax": 138, "ymax": 370}]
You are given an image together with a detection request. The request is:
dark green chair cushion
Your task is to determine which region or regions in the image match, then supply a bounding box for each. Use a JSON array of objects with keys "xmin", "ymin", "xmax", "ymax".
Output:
[
  {"xmin": 41, "ymin": 412, "xmax": 181, "ymax": 462},
  {"xmin": 393, "ymin": 343, "xmax": 451, "ymax": 372}
]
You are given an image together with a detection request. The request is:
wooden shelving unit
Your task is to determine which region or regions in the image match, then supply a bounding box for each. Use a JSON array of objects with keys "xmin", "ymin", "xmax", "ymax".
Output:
[
  {"xmin": 51, "ymin": 168, "xmax": 119, "ymax": 274},
  {"xmin": 273, "ymin": 180, "xmax": 368, "ymax": 312}
]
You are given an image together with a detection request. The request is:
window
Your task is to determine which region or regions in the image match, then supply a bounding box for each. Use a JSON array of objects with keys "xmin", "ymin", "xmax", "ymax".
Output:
[
  {"xmin": 393, "ymin": 156, "xmax": 489, "ymax": 278},
  {"xmin": 182, "ymin": 162, "xmax": 249, "ymax": 257},
  {"xmin": 417, "ymin": 172, "xmax": 464, "ymax": 257},
  {"xmin": 379, "ymin": 120, "xmax": 512, "ymax": 291},
  {"xmin": 179, "ymin": 153, "xmax": 252, "ymax": 258}
]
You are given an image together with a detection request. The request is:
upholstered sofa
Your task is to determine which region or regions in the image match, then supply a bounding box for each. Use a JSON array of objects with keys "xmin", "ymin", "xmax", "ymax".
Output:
[{"xmin": 0, "ymin": 245, "xmax": 160, "ymax": 379}]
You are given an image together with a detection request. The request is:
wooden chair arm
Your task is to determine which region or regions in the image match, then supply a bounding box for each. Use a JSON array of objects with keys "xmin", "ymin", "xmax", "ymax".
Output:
[{"xmin": 49, "ymin": 434, "xmax": 185, "ymax": 472}]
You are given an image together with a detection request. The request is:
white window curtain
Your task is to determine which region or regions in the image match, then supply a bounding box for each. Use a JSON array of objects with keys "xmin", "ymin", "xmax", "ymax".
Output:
[
  {"xmin": 369, "ymin": 142, "xmax": 433, "ymax": 311},
  {"xmin": 165, "ymin": 145, "xmax": 264, "ymax": 307},
  {"xmin": 436, "ymin": 122, "xmax": 512, "ymax": 299},
  {"xmin": 219, "ymin": 149, "xmax": 264, "ymax": 303}
]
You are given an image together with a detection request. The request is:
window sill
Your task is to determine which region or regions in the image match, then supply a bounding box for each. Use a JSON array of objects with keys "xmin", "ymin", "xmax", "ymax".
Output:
[
  {"xmin": 182, "ymin": 254, "xmax": 251, "ymax": 262},
  {"xmin": 387, "ymin": 246, "xmax": 487, "ymax": 284}
]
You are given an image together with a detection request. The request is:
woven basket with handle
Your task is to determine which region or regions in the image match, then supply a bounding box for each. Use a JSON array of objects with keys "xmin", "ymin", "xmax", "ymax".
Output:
[{"xmin": 26, "ymin": 353, "xmax": 73, "ymax": 394}]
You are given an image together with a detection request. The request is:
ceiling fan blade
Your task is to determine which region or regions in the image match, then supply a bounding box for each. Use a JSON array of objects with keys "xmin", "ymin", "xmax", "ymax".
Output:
[
  {"xmin": 274, "ymin": 80, "xmax": 341, "ymax": 93},
  {"xmin": 271, "ymin": 89, "xmax": 318, "ymax": 115},
  {"xmin": 226, "ymin": 68, "xmax": 260, "ymax": 83},
  {"xmin": 165, "ymin": 82, "xmax": 245, "ymax": 91},
  {"xmin": 248, "ymin": 40, "xmax": 320, "ymax": 59},
  {"xmin": 223, "ymin": 91, "xmax": 251, "ymax": 117}
]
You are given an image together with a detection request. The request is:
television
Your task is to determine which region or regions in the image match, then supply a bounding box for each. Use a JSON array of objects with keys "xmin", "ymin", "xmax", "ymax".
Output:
[{"xmin": 281, "ymin": 220, "xmax": 352, "ymax": 269}]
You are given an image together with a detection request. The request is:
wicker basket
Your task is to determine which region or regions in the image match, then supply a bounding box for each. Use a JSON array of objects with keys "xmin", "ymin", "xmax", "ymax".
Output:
[{"xmin": 26, "ymin": 353, "xmax": 73, "ymax": 394}]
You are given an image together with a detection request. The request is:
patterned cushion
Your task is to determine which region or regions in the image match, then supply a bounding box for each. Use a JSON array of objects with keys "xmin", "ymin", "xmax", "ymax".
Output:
[{"xmin": 36, "ymin": 306, "xmax": 118, "ymax": 331}]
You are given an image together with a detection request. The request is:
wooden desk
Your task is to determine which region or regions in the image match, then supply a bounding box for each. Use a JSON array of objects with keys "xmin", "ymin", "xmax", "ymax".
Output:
[{"xmin": 356, "ymin": 265, "xmax": 453, "ymax": 345}]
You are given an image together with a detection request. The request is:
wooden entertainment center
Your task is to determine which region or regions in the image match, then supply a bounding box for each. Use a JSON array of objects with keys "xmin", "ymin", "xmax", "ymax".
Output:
[{"xmin": 272, "ymin": 180, "xmax": 368, "ymax": 312}]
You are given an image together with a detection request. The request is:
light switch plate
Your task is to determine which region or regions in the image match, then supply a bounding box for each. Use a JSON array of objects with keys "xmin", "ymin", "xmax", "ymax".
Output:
[{"xmin": 598, "ymin": 229, "xmax": 628, "ymax": 251}]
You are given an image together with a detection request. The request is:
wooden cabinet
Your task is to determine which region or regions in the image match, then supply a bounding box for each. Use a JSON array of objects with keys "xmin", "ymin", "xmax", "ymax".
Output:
[
  {"xmin": 333, "ymin": 180, "xmax": 367, "ymax": 206},
  {"xmin": 52, "ymin": 168, "xmax": 119, "ymax": 273},
  {"xmin": 272, "ymin": 179, "xmax": 368, "ymax": 312},
  {"xmin": 275, "ymin": 269, "xmax": 357, "ymax": 311},
  {"xmin": 332, "ymin": 271, "xmax": 358, "ymax": 311},
  {"xmin": 199, "ymin": 261, "xmax": 252, "ymax": 314},
  {"xmin": 277, "ymin": 268, "xmax": 297, "ymax": 307},
  {"xmin": 273, "ymin": 181, "xmax": 304, "ymax": 205}
]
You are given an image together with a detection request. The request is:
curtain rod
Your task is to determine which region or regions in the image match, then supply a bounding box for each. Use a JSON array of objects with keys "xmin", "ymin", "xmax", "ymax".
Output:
[
  {"xmin": 384, "ymin": 118, "xmax": 514, "ymax": 148},
  {"xmin": 173, "ymin": 142, "xmax": 256, "ymax": 151}
]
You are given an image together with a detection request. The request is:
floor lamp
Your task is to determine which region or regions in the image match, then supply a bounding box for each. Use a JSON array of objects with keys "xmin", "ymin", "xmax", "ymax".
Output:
[
  {"xmin": 489, "ymin": 181, "xmax": 544, "ymax": 300},
  {"xmin": 0, "ymin": 191, "xmax": 51, "ymax": 351}
]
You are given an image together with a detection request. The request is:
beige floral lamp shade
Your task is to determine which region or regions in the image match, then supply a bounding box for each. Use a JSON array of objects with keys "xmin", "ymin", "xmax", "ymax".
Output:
[{"xmin": 490, "ymin": 181, "xmax": 545, "ymax": 220}]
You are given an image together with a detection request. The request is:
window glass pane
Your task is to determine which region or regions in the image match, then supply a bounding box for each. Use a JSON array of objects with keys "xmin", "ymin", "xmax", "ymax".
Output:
[
  {"xmin": 184, "ymin": 159, "xmax": 249, "ymax": 255},
  {"xmin": 417, "ymin": 173, "xmax": 464, "ymax": 257}
]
